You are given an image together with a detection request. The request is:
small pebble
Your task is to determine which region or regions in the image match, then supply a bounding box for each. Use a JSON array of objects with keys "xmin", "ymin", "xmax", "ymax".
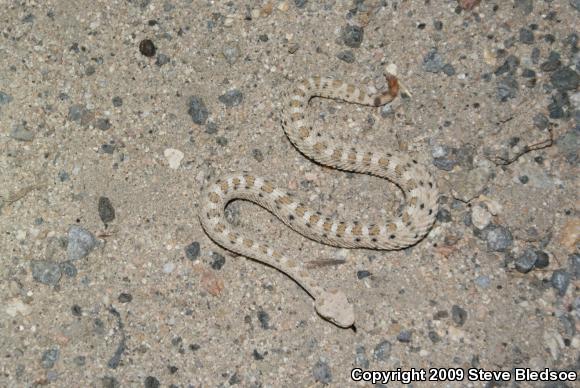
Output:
[
  {"xmin": 312, "ymin": 360, "xmax": 332, "ymax": 384},
  {"xmin": 211, "ymin": 252, "xmax": 225, "ymax": 270},
  {"xmin": 139, "ymin": 39, "xmax": 156, "ymax": 57},
  {"xmin": 515, "ymin": 249, "xmax": 537, "ymax": 273},
  {"xmin": 475, "ymin": 275, "xmax": 491, "ymax": 288},
  {"xmin": 118, "ymin": 293, "xmax": 133, "ymax": 303},
  {"xmin": 101, "ymin": 376, "xmax": 119, "ymax": 388},
  {"xmin": 9, "ymin": 122, "xmax": 34, "ymax": 141},
  {"xmin": 356, "ymin": 270, "xmax": 371, "ymax": 279},
  {"xmin": 442, "ymin": 63, "xmax": 456, "ymax": 76},
  {"xmin": 185, "ymin": 242, "xmax": 201, "ymax": 261},
  {"xmin": 257, "ymin": 309, "xmax": 271, "ymax": 329},
  {"xmin": 251, "ymin": 148, "xmax": 264, "ymax": 162},
  {"xmin": 436, "ymin": 208, "xmax": 452, "ymax": 223},
  {"xmin": 67, "ymin": 225, "xmax": 97, "ymax": 261},
  {"xmin": 98, "ymin": 196, "xmax": 115, "ymax": 224},
  {"xmin": 471, "ymin": 205, "xmax": 491, "ymax": 230},
  {"xmin": 294, "ymin": 0, "xmax": 307, "ymax": 8},
  {"xmin": 155, "ymin": 54, "xmax": 170, "ymax": 66},
  {"xmin": 397, "ymin": 330, "xmax": 412, "ymax": 343},
  {"xmin": 551, "ymin": 270, "xmax": 570, "ymax": 296},
  {"xmin": 41, "ymin": 347, "xmax": 60, "ymax": 369},
  {"xmin": 96, "ymin": 118, "xmax": 111, "ymax": 131},
  {"xmin": 59, "ymin": 261, "xmax": 77, "ymax": 277},
  {"xmin": 423, "ymin": 48, "xmax": 444, "ymax": 73},
  {"xmin": 342, "ymin": 25, "xmax": 364, "ymax": 48},
  {"xmin": 71, "ymin": 304, "xmax": 82, "ymax": 316},
  {"xmin": 451, "ymin": 305, "xmax": 467, "ymax": 326},
  {"xmin": 287, "ymin": 43, "xmax": 299, "ymax": 54},
  {"xmin": 337, "ymin": 50, "xmax": 355, "ymax": 63},
  {"xmin": 518, "ymin": 175, "xmax": 529, "ymax": 184},
  {"xmin": 187, "ymin": 96, "xmax": 209, "ymax": 125},
  {"xmin": 0, "ymin": 91, "xmax": 13, "ymax": 105},
  {"xmin": 496, "ymin": 76, "xmax": 518, "ymax": 102},
  {"xmin": 73, "ymin": 355, "xmax": 86, "ymax": 366},
  {"xmin": 112, "ymin": 96, "xmax": 123, "ymax": 107},
  {"xmin": 535, "ymin": 250, "xmax": 550, "ymax": 268},
  {"xmin": 540, "ymin": 51, "xmax": 561, "ymax": 72},
  {"xmin": 550, "ymin": 67, "xmax": 579, "ymax": 91},
  {"xmin": 569, "ymin": 253, "xmax": 580, "ymax": 278},
  {"xmin": 218, "ymin": 89, "xmax": 243, "ymax": 107},
  {"xmin": 164, "ymin": 148, "xmax": 184, "ymax": 169},
  {"xmin": 483, "ymin": 224, "xmax": 513, "ymax": 252},
  {"xmin": 373, "ymin": 340, "xmax": 391, "ymax": 360},
  {"xmin": 354, "ymin": 345, "xmax": 369, "ymax": 368},
  {"xmin": 533, "ymin": 113, "xmax": 549, "ymax": 130},
  {"xmin": 144, "ymin": 376, "xmax": 160, "ymax": 388},
  {"xmin": 519, "ymin": 27, "xmax": 534, "ymax": 44},
  {"xmin": 31, "ymin": 260, "xmax": 61, "ymax": 286},
  {"xmin": 163, "ymin": 262, "xmax": 175, "ymax": 273}
]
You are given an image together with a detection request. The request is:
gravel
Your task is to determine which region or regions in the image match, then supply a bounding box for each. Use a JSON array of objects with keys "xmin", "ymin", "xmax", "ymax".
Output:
[
  {"xmin": 9, "ymin": 122, "xmax": 34, "ymax": 141},
  {"xmin": 66, "ymin": 225, "xmax": 97, "ymax": 261},
  {"xmin": 31, "ymin": 260, "xmax": 62, "ymax": 285},
  {"xmin": 356, "ymin": 270, "xmax": 371, "ymax": 279},
  {"xmin": 550, "ymin": 67, "xmax": 579, "ymax": 91},
  {"xmin": 155, "ymin": 53, "xmax": 170, "ymax": 66},
  {"xmin": 341, "ymin": 25, "xmax": 364, "ymax": 48},
  {"xmin": 144, "ymin": 376, "xmax": 160, "ymax": 388},
  {"xmin": 187, "ymin": 96, "xmax": 209, "ymax": 125},
  {"xmin": 41, "ymin": 347, "xmax": 60, "ymax": 369},
  {"xmin": 210, "ymin": 252, "xmax": 225, "ymax": 270},
  {"xmin": 139, "ymin": 39, "xmax": 156, "ymax": 57},
  {"xmin": 185, "ymin": 241, "xmax": 201, "ymax": 261},
  {"xmin": 451, "ymin": 305, "xmax": 468, "ymax": 326},
  {"xmin": 480, "ymin": 224, "xmax": 513, "ymax": 252},
  {"xmin": 551, "ymin": 270, "xmax": 570, "ymax": 296},
  {"xmin": 0, "ymin": 91, "xmax": 12, "ymax": 105},
  {"xmin": 519, "ymin": 27, "xmax": 534, "ymax": 44},
  {"xmin": 98, "ymin": 196, "xmax": 116, "ymax": 224},
  {"xmin": 218, "ymin": 89, "xmax": 244, "ymax": 107},
  {"xmin": 397, "ymin": 330, "xmax": 412, "ymax": 343},
  {"xmin": 568, "ymin": 253, "xmax": 580, "ymax": 278},
  {"xmin": 515, "ymin": 249, "xmax": 538, "ymax": 273},
  {"xmin": 422, "ymin": 48, "xmax": 444, "ymax": 73},
  {"xmin": 312, "ymin": 360, "xmax": 332, "ymax": 385},
  {"xmin": 354, "ymin": 345, "xmax": 369, "ymax": 368},
  {"xmin": 336, "ymin": 50, "xmax": 355, "ymax": 63},
  {"xmin": 373, "ymin": 340, "xmax": 391, "ymax": 361}
]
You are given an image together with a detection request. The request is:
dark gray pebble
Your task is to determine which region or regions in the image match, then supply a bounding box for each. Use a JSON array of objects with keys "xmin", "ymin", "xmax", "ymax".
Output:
[
  {"xmin": 98, "ymin": 196, "xmax": 115, "ymax": 224},
  {"xmin": 550, "ymin": 67, "xmax": 579, "ymax": 91},
  {"xmin": 258, "ymin": 34, "xmax": 268, "ymax": 42},
  {"xmin": 251, "ymin": 148, "xmax": 264, "ymax": 162},
  {"xmin": 71, "ymin": 304, "xmax": 82, "ymax": 316},
  {"xmin": 436, "ymin": 208, "xmax": 452, "ymax": 223},
  {"xmin": 531, "ymin": 47, "xmax": 540, "ymax": 64},
  {"xmin": 521, "ymin": 68, "xmax": 536, "ymax": 78},
  {"xmin": 185, "ymin": 241, "xmax": 200, "ymax": 261},
  {"xmin": 218, "ymin": 89, "xmax": 243, "ymax": 107},
  {"xmin": 216, "ymin": 136, "xmax": 228, "ymax": 146},
  {"xmin": 295, "ymin": 0, "xmax": 307, "ymax": 8},
  {"xmin": 535, "ymin": 250, "xmax": 550, "ymax": 268},
  {"xmin": 540, "ymin": 51, "xmax": 561, "ymax": 72},
  {"xmin": 548, "ymin": 91, "xmax": 569, "ymax": 119},
  {"xmin": 342, "ymin": 25, "xmax": 364, "ymax": 48},
  {"xmin": 312, "ymin": 360, "xmax": 332, "ymax": 385},
  {"xmin": 67, "ymin": 225, "xmax": 97, "ymax": 261},
  {"xmin": 41, "ymin": 347, "xmax": 60, "ymax": 369},
  {"xmin": 397, "ymin": 330, "xmax": 412, "ymax": 343},
  {"xmin": 496, "ymin": 76, "xmax": 518, "ymax": 102},
  {"xmin": 228, "ymin": 373, "xmax": 241, "ymax": 385},
  {"xmin": 482, "ymin": 224, "xmax": 513, "ymax": 252},
  {"xmin": 433, "ymin": 20, "xmax": 443, "ymax": 30},
  {"xmin": 100, "ymin": 143, "xmax": 115, "ymax": 154},
  {"xmin": 451, "ymin": 305, "xmax": 467, "ymax": 326},
  {"xmin": 155, "ymin": 53, "xmax": 170, "ymax": 66},
  {"xmin": 96, "ymin": 118, "xmax": 111, "ymax": 131},
  {"xmin": 568, "ymin": 253, "xmax": 580, "ymax": 278},
  {"xmin": 551, "ymin": 270, "xmax": 570, "ymax": 296},
  {"xmin": 144, "ymin": 376, "xmax": 160, "ymax": 388},
  {"xmin": 337, "ymin": 50, "xmax": 355, "ymax": 63},
  {"xmin": 0, "ymin": 91, "xmax": 12, "ymax": 105},
  {"xmin": 354, "ymin": 345, "xmax": 369, "ymax": 368},
  {"xmin": 423, "ymin": 48, "xmax": 444, "ymax": 73},
  {"xmin": 73, "ymin": 355, "xmax": 86, "ymax": 366},
  {"xmin": 31, "ymin": 260, "xmax": 62, "ymax": 286},
  {"xmin": 428, "ymin": 331, "xmax": 441, "ymax": 343},
  {"xmin": 519, "ymin": 27, "xmax": 534, "ymax": 44},
  {"xmin": 118, "ymin": 292, "xmax": 133, "ymax": 303},
  {"xmin": 85, "ymin": 65, "xmax": 95, "ymax": 76},
  {"xmin": 442, "ymin": 63, "xmax": 456, "ymax": 76},
  {"xmin": 519, "ymin": 175, "xmax": 529, "ymax": 184},
  {"xmin": 533, "ymin": 113, "xmax": 549, "ymax": 130},
  {"xmin": 59, "ymin": 261, "xmax": 77, "ymax": 277},
  {"xmin": 210, "ymin": 252, "xmax": 225, "ymax": 270},
  {"xmin": 205, "ymin": 121, "xmax": 218, "ymax": 134},
  {"xmin": 356, "ymin": 270, "xmax": 371, "ymax": 279},
  {"xmin": 515, "ymin": 249, "xmax": 537, "ymax": 273},
  {"xmin": 257, "ymin": 309, "xmax": 271, "ymax": 329},
  {"xmin": 494, "ymin": 55, "xmax": 520, "ymax": 76},
  {"xmin": 112, "ymin": 96, "xmax": 123, "ymax": 107},
  {"xmin": 187, "ymin": 96, "xmax": 209, "ymax": 125},
  {"xmin": 139, "ymin": 39, "xmax": 156, "ymax": 57},
  {"xmin": 373, "ymin": 340, "xmax": 391, "ymax": 360},
  {"xmin": 515, "ymin": 0, "xmax": 534, "ymax": 14}
]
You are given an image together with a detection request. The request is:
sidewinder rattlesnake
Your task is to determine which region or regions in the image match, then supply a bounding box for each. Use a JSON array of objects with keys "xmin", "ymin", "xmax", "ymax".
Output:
[{"xmin": 199, "ymin": 73, "xmax": 439, "ymax": 328}]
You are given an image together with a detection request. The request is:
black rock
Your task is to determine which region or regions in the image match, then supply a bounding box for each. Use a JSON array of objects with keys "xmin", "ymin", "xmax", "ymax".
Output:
[
  {"xmin": 535, "ymin": 250, "xmax": 550, "ymax": 268},
  {"xmin": 112, "ymin": 96, "xmax": 123, "ymax": 107},
  {"xmin": 210, "ymin": 252, "xmax": 225, "ymax": 270},
  {"xmin": 118, "ymin": 292, "xmax": 133, "ymax": 303},
  {"xmin": 519, "ymin": 27, "xmax": 534, "ymax": 44},
  {"xmin": 356, "ymin": 270, "xmax": 371, "ymax": 279},
  {"xmin": 397, "ymin": 330, "xmax": 412, "ymax": 343},
  {"xmin": 257, "ymin": 309, "xmax": 271, "ymax": 329},
  {"xmin": 139, "ymin": 39, "xmax": 156, "ymax": 57},
  {"xmin": 436, "ymin": 208, "xmax": 452, "ymax": 223},
  {"xmin": 295, "ymin": 0, "xmax": 307, "ymax": 8},
  {"xmin": 144, "ymin": 376, "xmax": 160, "ymax": 388}
]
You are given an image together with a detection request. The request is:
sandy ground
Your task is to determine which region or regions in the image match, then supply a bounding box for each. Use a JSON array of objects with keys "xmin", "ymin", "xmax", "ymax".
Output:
[{"xmin": 1, "ymin": 0, "xmax": 579, "ymax": 387}]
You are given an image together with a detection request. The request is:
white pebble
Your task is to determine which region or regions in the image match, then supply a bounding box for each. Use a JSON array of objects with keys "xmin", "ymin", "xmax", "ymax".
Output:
[
  {"xmin": 163, "ymin": 262, "xmax": 175, "ymax": 273},
  {"xmin": 471, "ymin": 205, "xmax": 491, "ymax": 230},
  {"xmin": 164, "ymin": 148, "xmax": 184, "ymax": 169}
]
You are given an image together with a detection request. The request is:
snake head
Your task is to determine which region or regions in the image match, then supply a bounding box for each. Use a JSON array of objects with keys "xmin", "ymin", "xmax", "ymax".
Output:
[{"xmin": 314, "ymin": 289, "xmax": 355, "ymax": 328}]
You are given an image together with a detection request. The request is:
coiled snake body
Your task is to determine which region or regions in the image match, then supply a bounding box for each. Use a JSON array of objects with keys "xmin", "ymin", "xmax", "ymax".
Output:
[{"xmin": 199, "ymin": 74, "xmax": 438, "ymax": 328}]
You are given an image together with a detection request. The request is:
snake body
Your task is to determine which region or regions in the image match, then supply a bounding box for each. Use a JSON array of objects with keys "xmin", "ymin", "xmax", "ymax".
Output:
[{"xmin": 199, "ymin": 74, "xmax": 439, "ymax": 328}]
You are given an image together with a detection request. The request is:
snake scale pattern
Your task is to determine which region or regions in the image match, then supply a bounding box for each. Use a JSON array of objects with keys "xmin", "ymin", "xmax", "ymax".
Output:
[{"xmin": 199, "ymin": 74, "xmax": 439, "ymax": 328}]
